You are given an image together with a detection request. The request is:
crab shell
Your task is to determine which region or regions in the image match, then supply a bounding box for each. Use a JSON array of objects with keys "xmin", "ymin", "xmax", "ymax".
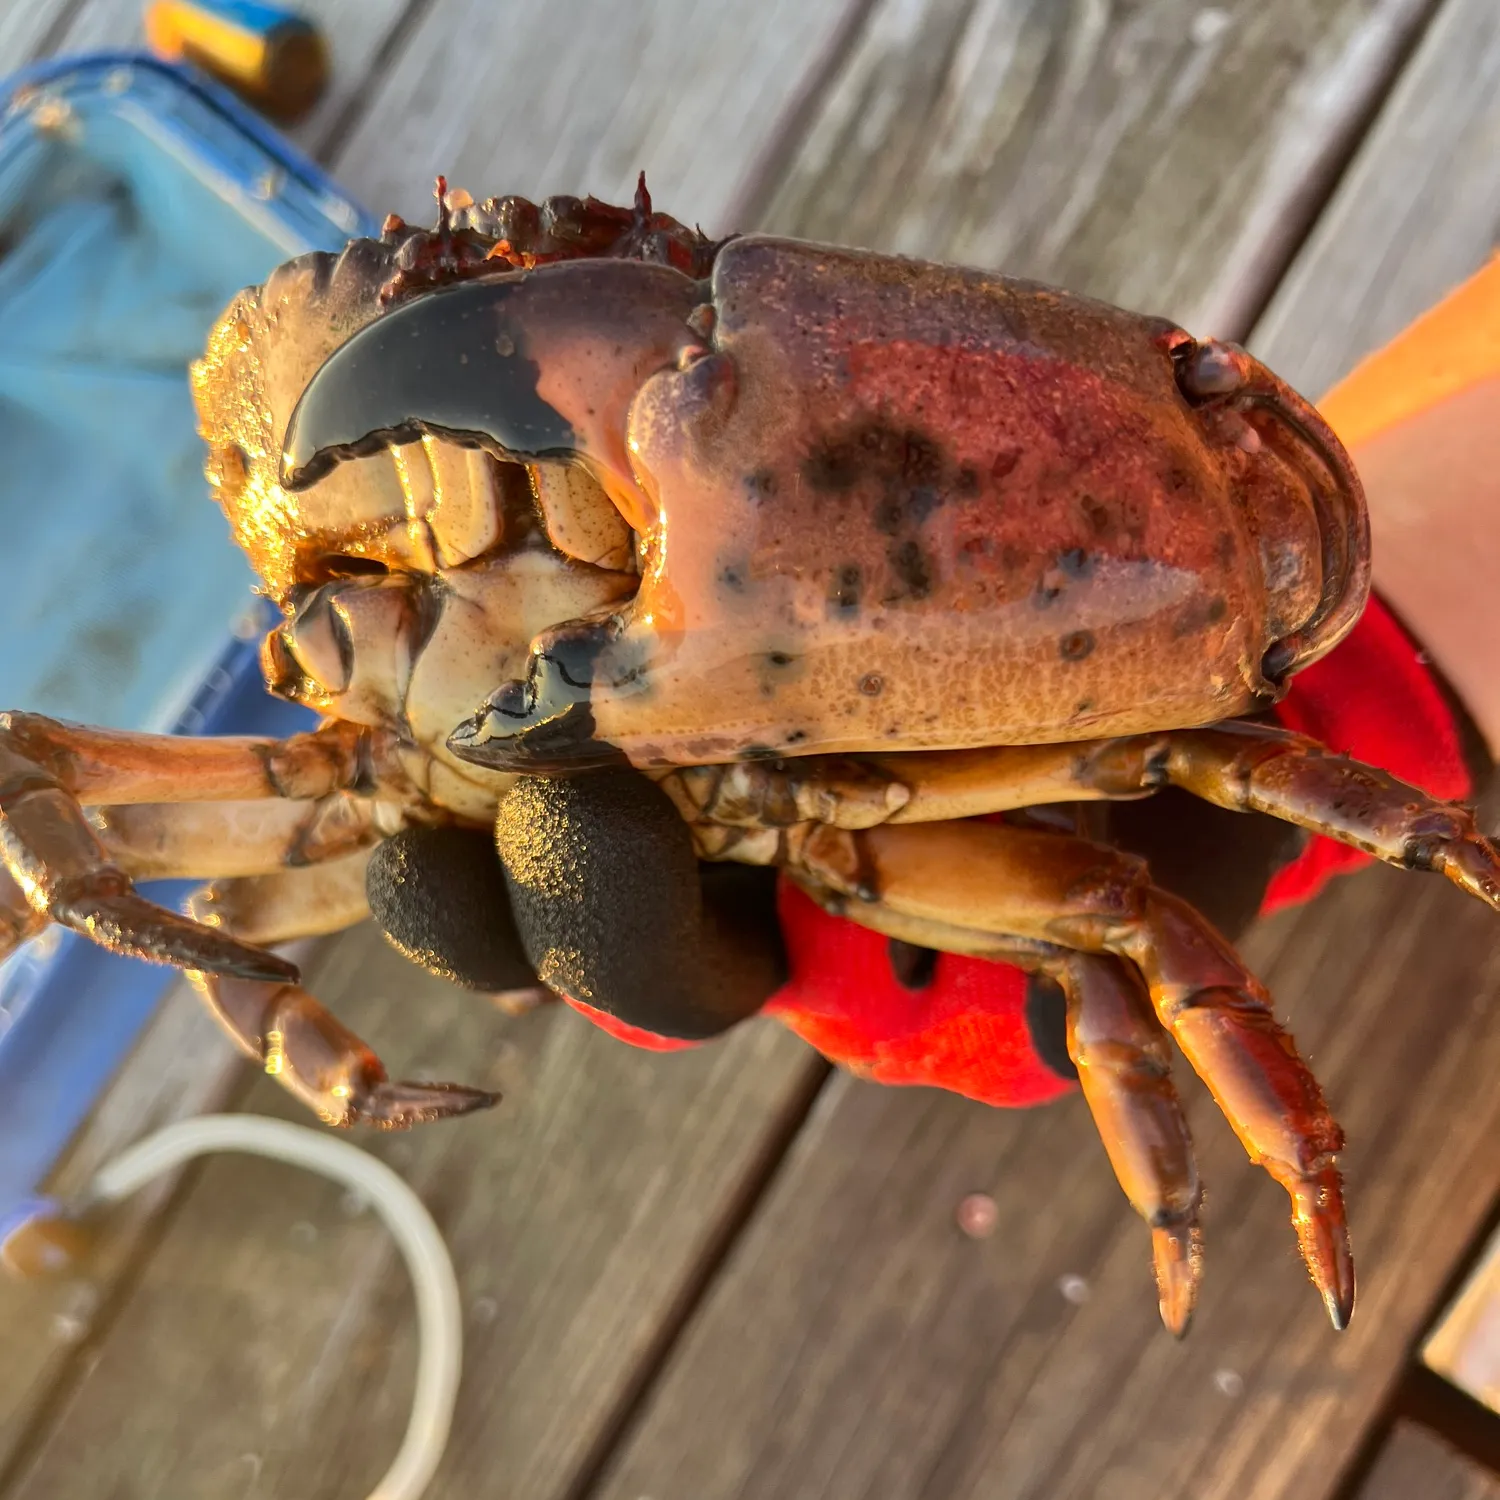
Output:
[
  {"xmin": 275, "ymin": 236, "xmax": 1370, "ymax": 772},
  {"xmin": 189, "ymin": 236, "xmax": 639, "ymax": 822}
]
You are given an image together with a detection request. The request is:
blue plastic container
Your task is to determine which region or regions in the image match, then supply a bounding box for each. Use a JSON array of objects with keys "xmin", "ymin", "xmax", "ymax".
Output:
[{"xmin": 0, "ymin": 54, "xmax": 376, "ymax": 1227}]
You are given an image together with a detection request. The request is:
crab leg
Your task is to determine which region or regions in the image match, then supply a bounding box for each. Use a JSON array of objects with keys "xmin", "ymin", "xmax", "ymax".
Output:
[
  {"xmin": 993, "ymin": 945, "xmax": 1204, "ymax": 1335},
  {"xmin": 185, "ymin": 854, "xmax": 497, "ymax": 1127},
  {"xmin": 91, "ymin": 795, "xmax": 382, "ymax": 880},
  {"xmin": 0, "ymin": 713, "xmax": 382, "ymax": 806},
  {"xmin": 896, "ymin": 722, "xmax": 1500, "ymax": 912},
  {"xmin": 792, "ymin": 819, "xmax": 1354, "ymax": 1329},
  {"xmin": 1049, "ymin": 945, "xmax": 1203, "ymax": 1335},
  {"xmin": 806, "ymin": 893, "xmax": 1204, "ymax": 1334},
  {"xmin": 1141, "ymin": 723, "xmax": 1500, "ymax": 910},
  {"xmin": 0, "ymin": 866, "xmax": 44, "ymax": 957},
  {"xmin": 0, "ymin": 713, "xmax": 399, "ymax": 981},
  {"xmin": 0, "ymin": 738, "xmax": 296, "ymax": 983},
  {"xmin": 673, "ymin": 721, "xmax": 1500, "ymax": 915}
]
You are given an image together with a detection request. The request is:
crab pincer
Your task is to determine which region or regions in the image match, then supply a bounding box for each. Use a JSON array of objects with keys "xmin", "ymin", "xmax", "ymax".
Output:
[{"xmin": 279, "ymin": 257, "xmax": 706, "ymax": 506}]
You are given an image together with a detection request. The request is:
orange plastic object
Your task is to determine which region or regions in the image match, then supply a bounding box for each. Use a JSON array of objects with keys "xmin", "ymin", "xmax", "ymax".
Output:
[{"xmin": 1317, "ymin": 255, "xmax": 1500, "ymax": 753}]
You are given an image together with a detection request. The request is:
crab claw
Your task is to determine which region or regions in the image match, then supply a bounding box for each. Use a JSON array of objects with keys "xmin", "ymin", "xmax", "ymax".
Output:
[{"xmin": 279, "ymin": 257, "xmax": 707, "ymax": 523}]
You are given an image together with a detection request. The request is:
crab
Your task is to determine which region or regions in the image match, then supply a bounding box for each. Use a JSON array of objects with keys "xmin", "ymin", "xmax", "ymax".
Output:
[{"xmin": 3, "ymin": 177, "xmax": 1497, "ymax": 1338}]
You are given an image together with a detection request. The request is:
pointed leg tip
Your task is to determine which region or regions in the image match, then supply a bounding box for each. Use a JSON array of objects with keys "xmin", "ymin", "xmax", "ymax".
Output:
[
  {"xmin": 1151, "ymin": 1223, "xmax": 1202, "ymax": 1339},
  {"xmin": 60, "ymin": 891, "xmax": 301, "ymax": 985},
  {"xmin": 222, "ymin": 950, "xmax": 302, "ymax": 985},
  {"xmin": 1445, "ymin": 838, "xmax": 1500, "ymax": 913},
  {"xmin": 1290, "ymin": 1174, "xmax": 1355, "ymax": 1332},
  {"xmin": 353, "ymin": 1080, "xmax": 501, "ymax": 1130},
  {"xmin": 1324, "ymin": 1285, "xmax": 1354, "ymax": 1332},
  {"xmin": 1321, "ymin": 1248, "xmax": 1356, "ymax": 1330}
]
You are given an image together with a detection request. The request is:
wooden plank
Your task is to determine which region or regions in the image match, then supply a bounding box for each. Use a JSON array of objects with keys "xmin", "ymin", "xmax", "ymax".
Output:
[
  {"xmin": 1356, "ymin": 1423, "xmax": 1500, "ymax": 1500},
  {"xmin": 326, "ymin": 0, "xmax": 867, "ymax": 231},
  {"xmin": 2, "ymin": 927, "xmax": 815, "ymax": 1500},
  {"xmin": 1425, "ymin": 1229, "xmax": 1500, "ymax": 1415},
  {"xmin": 0, "ymin": 0, "xmax": 80, "ymax": 71},
  {"xmin": 0, "ymin": 5, "xmax": 861, "ymax": 1498},
  {"xmin": 750, "ymin": 0, "xmax": 1438, "ymax": 334},
  {"xmin": 594, "ymin": 871, "xmax": 1500, "ymax": 1500},
  {"xmin": 583, "ymin": 2, "xmax": 1500, "ymax": 1496},
  {"xmin": 50, "ymin": 0, "xmax": 416, "ymax": 160},
  {"xmin": 1252, "ymin": 0, "xmax": 1500, "ymax": 402}
]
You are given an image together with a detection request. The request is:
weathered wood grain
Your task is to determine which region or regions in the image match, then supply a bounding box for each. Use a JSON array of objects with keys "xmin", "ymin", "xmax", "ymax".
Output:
[
  {"xmin": 594, "ymin": 867, "xmax": 1500, "ymax": 1500},
  {"xmin": 751, "ymin": 0, "xmax": 1441, "ymax": 337},
  {"xmin": 49, "ymin": 0, "xmax": 416, "ymax": 158},
  {"xmin": 1252, "ymin": 0, "xmax": 1500, "ymax": 401},
  {"xmin": 1356, "ymin": 1423, "xmax": 1500, "ymax": 1500},
  {"xmin": 327, "ymin": 0, "xmax": 867, "ymax": 231},
  {"xmin": 3, "ymin": 925, "xmax": 816, "ymax": 1500},
  {"xmin": 0, "ymin": 0, "xmax": 79, "ymax": 71}
]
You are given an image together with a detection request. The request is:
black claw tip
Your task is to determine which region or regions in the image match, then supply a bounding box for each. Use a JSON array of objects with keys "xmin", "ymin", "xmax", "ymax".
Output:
[
  {"xmin": 1325, "ymin": 1276, "xmax": 1355, "ymax": 1332},
  {"xmin": 279, "ymin": 276, "xmax": 579, "ymax": 493}
]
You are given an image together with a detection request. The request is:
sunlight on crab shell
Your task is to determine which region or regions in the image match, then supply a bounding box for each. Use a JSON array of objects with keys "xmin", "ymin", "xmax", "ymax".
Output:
[
  {"xmin": 191, "ymin": 246, "xmax": 631, "ymax": 597},
  {"xmin": 188, "ymin": 241, "xmax": 636, "ymax": 821}
]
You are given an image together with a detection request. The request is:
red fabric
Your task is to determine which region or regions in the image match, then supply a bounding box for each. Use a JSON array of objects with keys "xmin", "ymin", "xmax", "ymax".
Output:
[{"xmin": 566, "ymin": 594, "xmax": 1471, "ymax": 1107}]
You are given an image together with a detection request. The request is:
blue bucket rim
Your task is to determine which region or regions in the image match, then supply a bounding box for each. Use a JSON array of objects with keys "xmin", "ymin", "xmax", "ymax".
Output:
[{"xmin": 0, "ymin": 48, "xmax": 373, "ymax": 1218}]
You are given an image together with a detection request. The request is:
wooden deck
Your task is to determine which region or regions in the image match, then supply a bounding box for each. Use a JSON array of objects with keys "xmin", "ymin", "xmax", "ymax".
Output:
[{"xmin": 4, "ymin": 1, "xmax": 1500, "ymax": 1496}]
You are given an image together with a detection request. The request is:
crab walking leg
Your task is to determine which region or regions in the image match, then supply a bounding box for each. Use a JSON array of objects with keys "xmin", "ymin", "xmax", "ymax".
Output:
[
  {"xmin": 0, "ymin": 714, "xmax": 388, "ymax": 806},
  {"xmin": 0, "ymin": 739, "xmax": 297, "ymax": 984},
  {"xmin": 796, "ymin": 819, "xmax": 1354, "ymax": 1328},
  {"xmin": 1153, "ymin": 723, "xmax": 1500, "ymax": 908},
  {"xmin": 793, "ymin": 889, "xmax": 1205, "ymax": 1334},
  {"xmin": 1051, "ymin": 945, "xmax": 1203, "ymax": 1335},
  {"xmin": 0, "ymin": 713, "xmax": 405, "ymax": 981},
  {"xmin": 0, "ymin": 865, "xmax": 45, "ymax": 960},
  {"xmin": 184, "ymin": 853, "xmax": 497, "ymax": 1128},
  {"xmin": 91, "ymin": 794, "xmax": 383, "ymax": 880},
  {"xmin": 879, "ymin": 727, "xmax": 1500, "ymax": 911},
  {"xmin": 677, "ymin": 721, "xmax": 1500, "ymax": 914}
]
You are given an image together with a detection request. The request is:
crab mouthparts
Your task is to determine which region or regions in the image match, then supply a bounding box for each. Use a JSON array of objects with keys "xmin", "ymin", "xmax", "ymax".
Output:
[{"xmin": 279, "ymin": 278, "xmax": 579, "ymax": 492}]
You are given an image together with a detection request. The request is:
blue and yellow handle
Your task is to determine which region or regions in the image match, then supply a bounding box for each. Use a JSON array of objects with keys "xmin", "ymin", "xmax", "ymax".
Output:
[{"xmin": 144, "ymin": 1, "xmax": 327, "ymax": 122}]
